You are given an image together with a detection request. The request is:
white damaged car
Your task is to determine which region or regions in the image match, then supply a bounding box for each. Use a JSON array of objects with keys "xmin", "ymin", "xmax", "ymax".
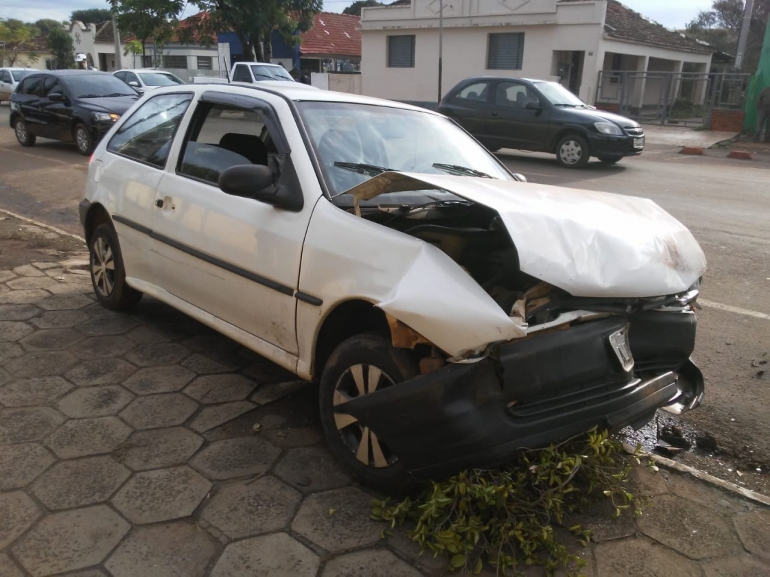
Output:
[{"xmin": 80, "ymin": 83, "xmax": 707, "ymax": 491}]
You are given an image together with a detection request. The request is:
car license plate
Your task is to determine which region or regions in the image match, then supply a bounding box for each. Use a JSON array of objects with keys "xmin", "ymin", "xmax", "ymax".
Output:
[{"xmin": 633, "ymin": 137, "xmax": 644, "ymax": 149}]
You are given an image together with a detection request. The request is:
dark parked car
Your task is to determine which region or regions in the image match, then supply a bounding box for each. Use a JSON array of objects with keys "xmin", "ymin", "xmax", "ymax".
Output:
[
  {"xmin": 9, "ymin": 70, "xmax": 139, "ymax": 156},
  {"xmin": 439, "ymin": 77, "xmax": 645, "ymax": 168}
]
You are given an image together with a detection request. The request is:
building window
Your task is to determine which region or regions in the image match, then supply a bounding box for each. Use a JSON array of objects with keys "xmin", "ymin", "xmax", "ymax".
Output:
[
  {"xmin": 387, "ymin": 35, "xmax": 415, "ymax": 68},
  {"xmin": 197, "ymin": 56, "xmax": 212, "ymax": 70},
  {"xmin": 163, "ymin": 55, "xmax": 188, "ymax": 69},
  {"xmin": 487, "ymin": 33, "xmax": 525, "ymax": 70}
]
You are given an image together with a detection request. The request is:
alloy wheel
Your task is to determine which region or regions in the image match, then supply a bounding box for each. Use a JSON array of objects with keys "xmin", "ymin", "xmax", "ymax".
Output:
[
  {"xmin": 559, "ymin": 140, "xmax": 583, "ymax": 165},
  {"xmin": 333, "ymin": 364, "xmax": 396, "ymax": 468},
  {"xmin": 92, "ymin": 237, "xmax": 115, "ymax": 296},
  {"xmin": 76, "ymin": 127, "xmax": 90, "ymax": 154},
  {"xmin": 15, "ymin": 120, "xmax": 27, "ymax": 143}
]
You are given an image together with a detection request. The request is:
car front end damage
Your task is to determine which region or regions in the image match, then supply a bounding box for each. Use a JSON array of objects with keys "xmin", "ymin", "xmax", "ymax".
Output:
[{"xmin": 328, "ymin": 171, "xmax": 707, "ymax": 480}]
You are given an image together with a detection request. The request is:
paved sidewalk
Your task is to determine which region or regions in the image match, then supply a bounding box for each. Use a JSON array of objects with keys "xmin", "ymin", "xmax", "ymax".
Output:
[
  {"xmin": 641, "ymin": 125, "xmax": 737, "ymax": 148},
  {"xmin": 1, "ymin": 248, "xmax": 769, "ymax": 576}
]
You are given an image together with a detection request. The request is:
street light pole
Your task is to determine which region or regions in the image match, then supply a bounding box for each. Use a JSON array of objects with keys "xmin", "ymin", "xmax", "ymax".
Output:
[
  {"xmin": 735, "ymin": 0, "xmax": 755, "ymax": 70},
  {"xmin": 438, "ymin": 0, "xmax": 443, "ymax": 103},
  {"xmin": 112, "ymin": 11, "xmax": 123, "ymax": 70}
]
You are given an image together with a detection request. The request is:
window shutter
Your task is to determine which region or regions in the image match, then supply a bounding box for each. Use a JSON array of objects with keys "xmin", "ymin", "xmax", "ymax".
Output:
[
  {"xmin": 487, "ymin": 33, "xmax": 525, "ymax": 70},
  {"xmin": 388, "ymin": 36, "xmax": 415, "ymax": 68}
]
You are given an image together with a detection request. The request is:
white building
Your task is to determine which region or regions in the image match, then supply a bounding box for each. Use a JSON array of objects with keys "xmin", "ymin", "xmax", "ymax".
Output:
[{"xmin": 360, "ymin": 0, "xmax": 714, "ymax": 107}]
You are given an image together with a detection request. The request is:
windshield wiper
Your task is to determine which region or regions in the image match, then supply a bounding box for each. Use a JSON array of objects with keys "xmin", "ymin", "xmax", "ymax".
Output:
[
  {"xmin": 333, "ymin": 162, "xmax": 393, "ymax": 176},
  {"xmin": 79, "ymin": 93, "xmax": 134, "ymax": 98},
  {"xmin": 432, "ymin": 163, "xmax": 493, "ymax": 178},
  {"xmin": 553, "ymin": 103, "xmax": 579, "ymax": 107}
]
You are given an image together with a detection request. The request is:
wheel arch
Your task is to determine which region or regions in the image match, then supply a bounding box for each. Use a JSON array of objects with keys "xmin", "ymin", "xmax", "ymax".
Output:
[
  {"xmin": 549, "ymin": 126, "xmax": 592, "ymax": 154},
  {"xmin": 83, "ymin": 202, "xmax": 112, "ymax": 245}
]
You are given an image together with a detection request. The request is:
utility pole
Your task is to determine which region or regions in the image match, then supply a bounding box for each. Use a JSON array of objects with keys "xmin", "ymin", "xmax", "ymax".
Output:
[
  {"xmin": 438, "ymin": 0, "xmax": 443, "ymax": 103},
  {"xmin": 112, "ymin": 11, "xmax": 123, "ymax": 70},
  {"xmin": 735, "ymin": 0, "xmax": 755, "ymax": 70}
]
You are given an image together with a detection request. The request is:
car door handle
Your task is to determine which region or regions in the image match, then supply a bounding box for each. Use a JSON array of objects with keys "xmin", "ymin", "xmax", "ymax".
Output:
[
  {"xmin": 490, "ymin": 112, "xmax": 499, "ymax": 117},
  {"xmin": 155, "ymin": 199, "xmax": 164, "ymax": 208}
]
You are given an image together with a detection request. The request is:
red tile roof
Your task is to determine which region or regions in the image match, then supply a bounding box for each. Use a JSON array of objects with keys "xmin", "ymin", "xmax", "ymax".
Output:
[{"xmin": 300, "ymin": 12, "xmax": 361, "ymax": 57}]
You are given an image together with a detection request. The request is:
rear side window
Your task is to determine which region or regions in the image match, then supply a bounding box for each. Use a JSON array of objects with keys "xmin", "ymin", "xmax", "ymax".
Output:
[
  {"xmin": 454, "ymin": 82, "xmax": 490, "ymax": 103},
  {"xmin": 107, "ymin": 93, "xmax": 192, "ymax": 168},
  {"xmin": 232, "ymin": 65, "xmax": 251, "ymax": 83},
  {"xmin": 21, "ymin": 76, "xmax": 42, "ymax": 96}
]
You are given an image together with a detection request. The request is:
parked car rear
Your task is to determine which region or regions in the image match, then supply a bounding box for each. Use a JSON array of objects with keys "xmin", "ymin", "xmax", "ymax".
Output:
[
  {"xmin": 113, "ymin": 69, "xmax": 185, "ymax": 95},
  {"xmin": 439, "ymin": 77, "xmax": 644, "ymax": 168},
  {"xmin": 0, "ymin": 67, "xmax": 32, "ymax": 102}
]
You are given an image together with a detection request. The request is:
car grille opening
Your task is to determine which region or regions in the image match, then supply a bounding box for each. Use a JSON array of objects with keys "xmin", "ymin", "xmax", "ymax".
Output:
[{"xmin": 624, "ymin": 126, "xmax": 644, "ymax": 137}]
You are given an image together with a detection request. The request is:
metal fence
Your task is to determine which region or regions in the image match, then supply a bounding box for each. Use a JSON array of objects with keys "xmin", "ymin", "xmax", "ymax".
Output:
[{"xmin": 596, "ymin": 71, "xmax": 751, "ymax": 128}]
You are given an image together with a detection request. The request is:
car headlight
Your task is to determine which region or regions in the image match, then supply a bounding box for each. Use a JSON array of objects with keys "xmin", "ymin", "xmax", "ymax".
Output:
[
  {"xmin": 594, "ymin": 121, "xmax": 622, "ymax": 135},
  {"xmin": 93, "ymin": 112, "xmax": 120, "ymax": 122}
]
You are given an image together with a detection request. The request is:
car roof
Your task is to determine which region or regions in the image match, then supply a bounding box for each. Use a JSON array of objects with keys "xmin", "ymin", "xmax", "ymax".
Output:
[
  {"xmin": 22, "ymin": 70, "xmax": 112, "ymax": 78},
  {"xmin": 246, "ymin": 63, "xmax": 284, "ymax": 68},
  {"xmin": 1, "ymin": 67, "xmax": 33, "ymax": 71}
]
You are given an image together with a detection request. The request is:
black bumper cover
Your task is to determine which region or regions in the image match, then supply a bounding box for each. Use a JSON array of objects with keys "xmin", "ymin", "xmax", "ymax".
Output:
[{"xmin": 339, "ymin": 313, "xmax": 701, "ymax": 479}]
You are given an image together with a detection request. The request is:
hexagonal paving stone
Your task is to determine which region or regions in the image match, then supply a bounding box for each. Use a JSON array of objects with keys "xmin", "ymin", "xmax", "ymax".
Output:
[
  {"xmin": 0, "ymin": 290, "xmax": 51, "ymax": 305},
  {"xmin": 30, "ymin": 310, "xmax": 88, "ymax": 329},
  {"xmin": 30, "ymin": 456, "xmax": 130, "ymax": 510},
  {"xmin": 5, "ymin": 351, "xmax": 79, "ymax": 377},
  {"xmin": 210, "ymin": 533, "xmax": 320, "ymax": 577},
  {"xmin": 0, "ymin": 553, "xmax": 25, "ymax": 577},
  {"xmin": 0, "ymin": 321, "xmax": 34, "ymax": 342},
  {"xmin": 0, "ymin": 376, "xmax": 73, "ymax": 407},
  {"xmin": 46, "ymin": 282, "xmax": 91, "ymax": 296},
  {"xmin": 190, "ymin": 436, "xmax": 281, "ymax": 480},
  {"xmin": 76, "ymin": 316, "xmax": 139, "ymax": 337},
  {"xmin": 637, "ymin": 494, "xmax": 742, "ymax": 560},
  {"xmin": 72, "ymin": 336, "xmax": 137, "ymax": 359},
  {"xmin": 0, "ymin": 491, "xmax": 42, "ymax": 549},
  {"xmin": 565, "ymin": 496, "xmax": 637, "ymax": 543},
  {"xmin": 105, "ymin": 521, "xmax": 218, "ymax": 577},
  {"xmin": 57, "ymin": 386, "xmax": 135, "ymax": 418},
  {"xmin": 125, "ymin": 325, "xmax": 172, "ymax": 344},
  {"xmin": 6, "ymin": 276, "xmax": 60, "ymax": 291},
  {"xmin": 322, "ymin": 549, "xmax": 423, "ymax": 577},
  {"xmin": 668, "ymin": 472, "xmax": 750, "ymax": 515},
  {"xmin": 188, "ymin": 401, "xmax": 255, "ymax": 433},
  {"xmin": 292, "ymin": 487, "xmax": 384, "ymax": 552},
  {"xmin": 595, "ymin": 536, "xmax": 701, "ymax": 577},
  {"xmin": 251, "ymin": 380, "xmax": 309, "ymax": 406},
  {"xmin": 64, "ymin": 358, "xmax": 137, "ymax": 387},
  {"xmin": 125, "ymin": 343, "xmax": 191, "ymax": 367},
  {"xmin": 201, "ymin": 476, "xmax": 302, "ymax": 538},
  {"xmin": 701, "ymin": 554, "xmax": 770, "ymax": 577},
  {"xmin": 183, "ymin": 374, "xmax": 257, "ymax": 404},
  {"xmin": 37, "ymin": 294, "xmax": 92, "ymax": 311},
  {"xmin": 180, "ymin": 354, "xmax": 231, "ymax": 375},
  {"xmin": 111, "ymin": 466, "xmax": 212, "ymax": 524},
  {"xmin": 0, "ymin": 443, "xmax": 56, "ymax": 490},
  {"xmin": 0, "ymin": 269, "xmax": 17, "ymax": 282},
  {"xmin": 0, "ymin": 343, "xmax": 24, "ymax": 365},
  {"xmin": 122, "ymin": 366, "xmax": 195, "ymax": 395},
  {"xmin": 0, "ymin": 304, "xmax": 40, "ymax": 321},
  {"xmin": 11, "ymin": 505, "xmax": 130, "ymax": 576},
  {"xmin": 0, "ymin": 407, "xmax": 66, "ymax": 443},
  {"xmin": 117, "ymin": 427, "xmax": 204, "ymax": 471},
  {"xmin": 119, "ymin": 393, "xmax": 198, "ymax": 429},
  {"xmin": 20, "ymin": 328, "xmax": 84, "ymax": 352},
  {"xmin": 181, "ymin": 334, "xmax": 240, "ymax": 353},
  {"xmin": 734, "ymin": 511, "xmax": 770, "ymax": 562},
  {"xmin": 31, "ymin": 262, "xmax": 60, "ymax": 270},
  {"xmin": 273, "ymin": 446, "xmax": 351, "ymax": 493},
  {"xmin": 46, "ymin": 416, "xmax": 133, "ymax": 459},
  {"xmin": 12, "ymin": 265, "xmax": 46, "ymax": 277}
]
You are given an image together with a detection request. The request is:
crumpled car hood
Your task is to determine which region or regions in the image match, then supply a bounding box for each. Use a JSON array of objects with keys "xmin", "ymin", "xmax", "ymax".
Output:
[{"xmin": 343, "ymin": 172, "xmax": 707, "ymax": 298}]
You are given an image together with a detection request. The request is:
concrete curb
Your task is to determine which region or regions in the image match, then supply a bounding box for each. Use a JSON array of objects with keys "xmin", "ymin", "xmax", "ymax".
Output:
[
  {"xmin": 680, "ymin": 147, "xmax": 705, "ymax": 155},
  {"xmin": 0, "ymin": 208, "xmax": 84, "ymax": 242},
  {"xmin": 727, "ymin": 150, "xmax": 755, "ymax": 160}
]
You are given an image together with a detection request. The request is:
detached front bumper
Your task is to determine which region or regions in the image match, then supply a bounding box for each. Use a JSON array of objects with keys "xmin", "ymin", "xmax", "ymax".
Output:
[{"xmin": 338, "ymin": 314, "xmax": 702, "ymax": 480}]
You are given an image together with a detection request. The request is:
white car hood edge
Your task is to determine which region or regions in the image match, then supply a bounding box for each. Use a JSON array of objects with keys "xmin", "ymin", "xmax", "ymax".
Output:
[{"xmin": 344, "ymin": 172, "xmax": 707, "ymax": 298}]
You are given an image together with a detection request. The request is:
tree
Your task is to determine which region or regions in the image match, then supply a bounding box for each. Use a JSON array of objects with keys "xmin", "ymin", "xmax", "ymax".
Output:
[
  {"xmin": 35, "ymin": 19, "xmax": 66, "ymax": 34},
  {"xmin": 47, "ymin": 26, "xmax": 75, "ymax": 69},
  {"xmin": 109, "ymin": 0, "xmax": 185, "ymax": 65},
  {"xmin": 70, "ymin": 8, "xmax": 113, "ymax": 24},
  {"xmin": 343, "ymin": 0, "xmax": 383, "ymax": 16},
  {"xmin": 189, "ymin": 0, "xmax": 321, "ymax": 62},
  {"xmin": 0, "ymin": 19, "xmax": 40, "ymax": 66}
]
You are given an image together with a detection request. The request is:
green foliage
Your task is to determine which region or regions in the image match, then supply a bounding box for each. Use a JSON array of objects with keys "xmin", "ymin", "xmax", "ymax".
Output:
[
  {"xmin": 0, "ymin": 19, "xmax": 40, "ymax": 66},
  {"xmin": 372, "ymin": 429, "xmax": 652, "ymax": 576},
  {"xmin": 343, "ymin": 0, "xmax": 384, "ymax": 16},
  {"xmin": 34, "ymin": 19, "xmax": 65, "ymax": 34},
  {"xmin": 109, "ymin": 0, "xmax": 184, "ymax": 48},
  {"xmin": 70, "ymin": 8, "xmax": 114, "ymax": 24},
  {"xmin": 47, "ymin": 26, "xmax": 75, "ymax": 69}
]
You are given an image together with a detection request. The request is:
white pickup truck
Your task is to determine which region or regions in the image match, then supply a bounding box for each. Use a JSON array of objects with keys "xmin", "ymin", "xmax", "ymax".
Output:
[{"xmin": 194, "ymin": 62, "xmax": 295, "ymax": 84}]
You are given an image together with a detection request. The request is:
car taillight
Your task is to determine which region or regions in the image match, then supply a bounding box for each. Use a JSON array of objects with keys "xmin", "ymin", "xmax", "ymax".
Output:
[{"xmin": 89, "ymin": 154, "xmax": 95, "ymax": 164}]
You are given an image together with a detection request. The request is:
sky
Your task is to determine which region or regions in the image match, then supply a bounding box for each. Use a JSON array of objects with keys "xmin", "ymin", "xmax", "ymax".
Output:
[{"xmin": 2, "ymin": 0, "xmax": 715, "ymax": 30}]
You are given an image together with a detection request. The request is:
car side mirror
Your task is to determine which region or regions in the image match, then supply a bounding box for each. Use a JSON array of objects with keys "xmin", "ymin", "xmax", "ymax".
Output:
[
  {"xmin": 219, "ymin": 164, "xmax": 273, "ymax": 199},
  {"xmin": 525, "ymin": 101, "xmax": 541, "ymax": 111},
  {"xmin": 512, "ymin": 173, "xmax": 527, "ymax": 182},
  {"xmin": 128, "ymin": 81, "xmax": 140, "ymax": 87},
  {"xmin": 219, "ymin": 160, "xmax": 304, "ymax": 212},
  {"xmin": 48, "ymin": 92, "xmax": 65, "ymax": 103}
]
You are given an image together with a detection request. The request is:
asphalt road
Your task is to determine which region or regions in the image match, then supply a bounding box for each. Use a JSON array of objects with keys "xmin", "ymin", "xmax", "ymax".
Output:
[{"xmin": 1, "ymin": 102, "xmax": 769, "ymax": 491}]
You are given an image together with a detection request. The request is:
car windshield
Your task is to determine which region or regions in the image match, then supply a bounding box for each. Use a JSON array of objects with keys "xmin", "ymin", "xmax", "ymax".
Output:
[
  {"xmin": 250, "ymin": 65, "xmax": 294, "ymax": 82},
  {"xmin": 297, "ymin": 102, "xmax": 511, "ymax": 197},
  {"xmin": 62, "ymin": 74, "xmax": 137, "ymax": 98},
  {"xmin": 532, "ymin": 81, "xmax": 586, "ymax": 107},
  {"xmin": 11, "ymin": 70, "xmax": 31, "ymax": 82},
  {"xmin": 138, "ymin": 72, "xmax": 185, "ymax": 86}
]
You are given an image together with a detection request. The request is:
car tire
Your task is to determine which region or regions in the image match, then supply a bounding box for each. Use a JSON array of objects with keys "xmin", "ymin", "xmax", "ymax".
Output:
[
  {"xmin": 74, "ymin": 123, "xmax": 93, "ymax": 156},
  {"xmin": 14, "ymin": 118, "xmax": 36, "ymax": 147},
  {"xmin": 319, "ymin": 332, "xmax": 420, "ymax": 494},
  {"xmin": 556, "ymin": 133, "xmax": 590, "ymax": 168},
  {"xmin": 89, "ymin": 223, "xmax": 143, "ymax": 311},
  {"xmin": 598, "ymin": 155, "xmax": 623, "ymax": 165}
]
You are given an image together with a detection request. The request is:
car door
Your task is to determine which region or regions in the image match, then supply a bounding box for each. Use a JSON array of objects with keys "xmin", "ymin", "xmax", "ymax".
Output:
[
  {"xmin": 0, "ymin": 70, "xmax": 12, "ymax": 102},
  {"xmin": 37, "ymin": 76, "xmax": 69, "ymax": 140},
  {"xmin": 16, "ymin": 76, "xmax": 45, "ymax": 135},
  {"xmin": 487, "ymin": 81, "xmax": 551, "ymax": 150},
  {"xmin": 440, "ymin": 81, "xmax": 493, "ymax": 141},
  {"xmin": 102, "ymin": 92, "xmax": 195, "ymax": 286},
  {"xmin": 150, "ymin": 91, "xmax": 310, "ymax": 354}
]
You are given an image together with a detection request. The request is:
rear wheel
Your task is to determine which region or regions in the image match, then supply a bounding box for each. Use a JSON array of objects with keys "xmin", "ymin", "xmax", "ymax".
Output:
[
  {"xmin": 319, "ymin": 333, "xmax": 420, "ymax": 493},
  {"xmin": 556, "ymin": 134, "xmax": 590, "ymax": 168},
  {"xmin": 598, "ymin": 155, "xmax": 622, "ymax": 165},
  {"xmin": 89, "ymin": 223, "xmax": 143, "ymax": 311},
  {"xmin": 74, "ymin": 123, "xmax": 93, "ymax": 156},
  {"xmin": 14, "ymin": 118, "xmax": 35, "ymax": 147}
]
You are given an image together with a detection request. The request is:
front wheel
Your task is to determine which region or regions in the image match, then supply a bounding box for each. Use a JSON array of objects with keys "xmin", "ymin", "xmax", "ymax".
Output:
[
  {"xmin": 15, "ymin": 118, "xmax": 36, "ymax": 147},
  {"xmin": 598, "ymin": 155, "xmax": 623, "ymax": 165},
  {"xmin": 89, "ymin": 223, "xmax": 143, "ymax": 311},
  {"xmin": 74, "ymin": 123, "xmax": 93, "ymax": 156},
  {"xmin": 319, "ymin": 333, "xmax": 420, "ymax": 493},
  {"xmin": 556, "ymin": 134, "xmax": 590, "ymax": 168}
]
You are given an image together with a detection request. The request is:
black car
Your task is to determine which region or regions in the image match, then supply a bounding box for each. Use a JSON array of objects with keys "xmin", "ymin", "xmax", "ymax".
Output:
[
  {"xmin": 9, "ymin": 70, "xmax": 139, "ymax": 156},
  {"xmin": 439, "ymin": 77, "xmax": 644, "ymax": 168}
]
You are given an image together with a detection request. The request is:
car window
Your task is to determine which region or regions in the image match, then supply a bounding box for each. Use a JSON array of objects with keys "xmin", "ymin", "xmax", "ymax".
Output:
[
  {"xmin": 139, "ymin": 72, "xmax": 184, "ymax": 86},
  {"xmin": 61, "ymin": 74, "xmax": 136, "ymax": 98},
  {"xmin": 0, "ymin": 70, "xmax": 11, "ymax": 83},
  {"xmin": 494, "ymin": 82, "xmax": 539, "ymax": 108},
  {"xmin": 21, "ymin": 76, "xmax": 42, "ymax": 96},
  {"xmin": 125, "ymin": 72, "xmax": 139, "ymax": 84},
  {"xmin": 114, "ymin": 71, "xmax": 126, "ymax": 82},
  {"xmin": 11, "ymin": 70, "xmax": 30, "ymax": 82},
  {"xmin": 453, "ymin": 82, "xmax": 490, "ymax": 103},
  {"xmin": 232, "ymin": 65, "xmax": 252, "ymax": 83},
  {"xmin": 107, "ymin": 93, "xmax": 192, "ymax": 168},
  {"xmin": 250, "ymin": 65, "xmax": 293, "ymax": 82},
  {"xmin": 178, "ymin": 103, "xmax": 270, "ymax": 185},
  {"xmin": 42, "ymin": 77, "xmax": 62, "ymax": 97}
]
